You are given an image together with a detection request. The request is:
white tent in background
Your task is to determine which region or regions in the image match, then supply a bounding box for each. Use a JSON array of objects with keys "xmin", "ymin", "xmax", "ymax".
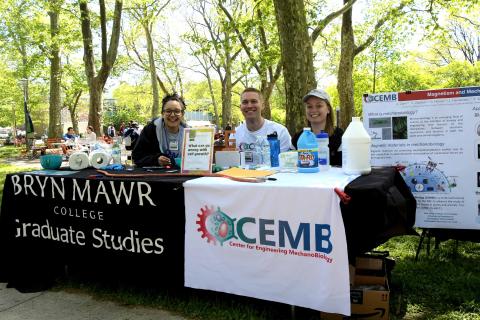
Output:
[{"xmin": 187, "ymin": 120, "xmax": 214, "ymax": 128}]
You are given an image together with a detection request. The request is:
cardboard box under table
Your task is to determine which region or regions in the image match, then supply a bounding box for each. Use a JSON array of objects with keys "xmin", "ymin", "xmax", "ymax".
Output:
[{"xmin": 320, "ymin": 254, "xmax": 390, "ymax": 320}]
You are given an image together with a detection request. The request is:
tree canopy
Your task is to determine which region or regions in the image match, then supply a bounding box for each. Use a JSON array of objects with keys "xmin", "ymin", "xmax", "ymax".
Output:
[{"xmin": 0, "ymin": 0, "xmax": 478, "ymax": 135}]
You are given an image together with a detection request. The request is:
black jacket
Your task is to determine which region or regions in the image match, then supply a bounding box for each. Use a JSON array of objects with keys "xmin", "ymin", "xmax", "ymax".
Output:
[
  {"xmin": 132, "ymin": 120, "xmax": 167, "ymax": 167},
  {"xmin": 291, "ymin": 127, "xmax": 344, "ymax": 166}
]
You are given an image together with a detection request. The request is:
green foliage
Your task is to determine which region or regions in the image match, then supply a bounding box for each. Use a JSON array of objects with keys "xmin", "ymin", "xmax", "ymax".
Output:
[
  {"xmin": 351, "ymin": 57, "xmax": 480, "ymax": 116},
  {"xmin": 434, "ymin": 61, "xmax": 480, "ymax": 88},
  {"xmin": 0, "ymin": 0, "xmax": 478, "ymax": 138},
  {"xmin": 420, "ymin": 2, "xmax": 480, "ymax": 66},
  {"xmin": 270, "ymin": 107, "xmax": 285, "ymax": 125},
  {"xmin": 0, "ymin": 0, "xmax": 83, "ymax": 136},
  {"xmin": 110, "ymin": 82, "xmax": 153, "ymax": 126},
  {"xmin": 183, "ymin": 80, "xmax": 244, "ymax": 125},
  {"xmin": 377, "ymin": 60, "xmax": 435, "ymax": 92},
  {"xmin": 0, "ymin": 146, "xmax": 37, "ymax": 204},
  {"xmin": 184, "ymin": 80, "xmax": 221, "ymax": 112},
  {"xmin": 0, "ymin": 0, "xmax": 47, "ymax": 79},
  {"xmin": 234, "ymin": 0, "xmax": 281, "ymax": 77},
  {"xmin": 0, "ymin": 60, "xmax": 23, "ymax": 127},
  {"xmin": 62, "ymin": 60, "xmax": 89, "ymax": 120}
]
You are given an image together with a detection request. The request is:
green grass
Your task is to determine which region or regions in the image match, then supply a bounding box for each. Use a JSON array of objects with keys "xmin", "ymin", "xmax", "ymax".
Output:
[
  {"xmin": 379, "ymin": 236, "xmax": 480, "ymax": 320},
  {"xmin": 0, "ymin": 144, "xmax": 25, "ymax": 159},
  {"xmin": 1, "ymin": 146, "xmax": 479, "ymax": 319},
  {"xmin": 52, "ymin": 236, "xmax": 479, "ymax": 320},
  {"xmin": 0, "ymin": 145, "xmax": 38, "ymax": 205}
]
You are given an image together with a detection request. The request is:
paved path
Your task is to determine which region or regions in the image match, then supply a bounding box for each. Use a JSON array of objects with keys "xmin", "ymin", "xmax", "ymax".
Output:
[
  {"xmin": 0, "ymin": 283, "xmax": 189, "ymax": 320},
  {"xmin": 1, "ymin": 157, "xmax": 42, "ymax": 169}
]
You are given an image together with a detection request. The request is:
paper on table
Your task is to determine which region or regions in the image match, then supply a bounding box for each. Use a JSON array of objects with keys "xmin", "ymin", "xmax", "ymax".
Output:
[{"xmin": 217, "ymin": 167, "xmax": 275, "ymax": 178}]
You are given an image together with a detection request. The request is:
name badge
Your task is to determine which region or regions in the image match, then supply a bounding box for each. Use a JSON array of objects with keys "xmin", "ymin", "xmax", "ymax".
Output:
[
  {"xmin": 244, "ymin": 151, "xmax": 254, "ymax": 163},
  {"xmin": 169, "ymin": 140, "xmax": 179, "ymax": 151}
]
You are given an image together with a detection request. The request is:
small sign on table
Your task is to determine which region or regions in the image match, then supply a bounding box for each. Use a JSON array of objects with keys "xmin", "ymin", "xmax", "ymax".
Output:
[{"xmin": 181, "ymin": 127, "xmax": 214, "ymax": 174}]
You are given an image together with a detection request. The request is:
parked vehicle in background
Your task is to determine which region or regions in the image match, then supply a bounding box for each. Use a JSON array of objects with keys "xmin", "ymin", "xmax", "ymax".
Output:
[
  {"xmin": 0, "ymin": 128, "xmax": 9, "ymax": 139},
  {"xmin": 0, "ymin": 128, "xmax": 11, "ymax": 146},
  {"xmin": 4, "ymin": 134, "xmax": 14, "ymax": 145}
]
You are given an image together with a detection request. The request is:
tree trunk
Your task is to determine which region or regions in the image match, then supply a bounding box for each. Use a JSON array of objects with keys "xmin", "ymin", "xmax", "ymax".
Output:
[
  {"xmin": 67, "ymin": 91, "xmax": 82, "ymax": 135},
  {"xmin": 272, "ymin": 0, "xmax": 316, "ymax": 134},
  {"xmin": 69, "ymin": 108, "xmax": 79, "ymax": 134},
  {"xmin": 221, "ymin": 75, "xmax": 232, "ymax": 128},
  {"xmin": 88, "ymin": 79, "xmax": 104, "ymax": 136},
  {"xmin": 260, "ymin": 79, "xmax": 272, "ymax": 120},
  {"xmin": 145, "ymin": 24, "xmax": 160, "ymax": 118},
  {"xmin": 48, "ymin": 6, "xmax": 63, "ymax": 138},
  {"xmin": 205, "ymin": 68, "xmax": 220, "ymax": 127},
  {"xmin": 337, "ymin": 1, "xmax": 355, "ymax": 129},
  {"xmin": 221, "ymin": 33, "xmax": 232, "ymax": 128},
  {"xmin": 80, "ymin": 0, "xmax": 123, "ymax": 136}
]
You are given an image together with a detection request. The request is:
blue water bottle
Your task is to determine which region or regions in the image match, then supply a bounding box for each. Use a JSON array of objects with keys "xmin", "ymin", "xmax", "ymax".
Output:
[
  {"xmin": 297, "ymin": 128, "xmax": 319, "ymax": 173},
  {"xmin": 267, "ymin": 132, "xmax": 280, "ymax": 167}
]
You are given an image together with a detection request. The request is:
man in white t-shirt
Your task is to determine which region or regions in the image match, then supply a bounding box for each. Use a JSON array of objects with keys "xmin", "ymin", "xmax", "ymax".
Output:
[{"xmin": 235, "ymin": 88, "xmax": 292, "ymax": 164}]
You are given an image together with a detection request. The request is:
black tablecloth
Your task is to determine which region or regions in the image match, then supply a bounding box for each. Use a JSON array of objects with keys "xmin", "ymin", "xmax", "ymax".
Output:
[
  {"xmin": 0, "ymin": 169, "xmax": 199, "ymax": 291},
  {"xmin": 0, "ymin": 167, "xmax": 416, "ymax": 292},
  {"xmin": 341, "ymin": 167, "xmax": 417, "ymax": 261}
]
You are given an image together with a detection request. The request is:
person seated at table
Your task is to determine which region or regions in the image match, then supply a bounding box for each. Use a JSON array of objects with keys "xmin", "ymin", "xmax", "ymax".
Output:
[
  {"xmin": 102, "ymin": 134, "xmax": 113, "ymax": 144},
  {"xmin": 85, "ymin": 125, "xmax": 97, "ymax": 142},
  {"xmin": 133, "ymin": 93, "xmax": 187, "ymax": 167},
  {"xmin": 291, "ymin": 88, "xmax": 343, "ymax": 166},
  {"xmin": 235, "ymin": 87, "xmax": 292, "ymax": 153},
  {"xmin": 62, "ymin": 127, "xmax": 77, "ymax": 142}
]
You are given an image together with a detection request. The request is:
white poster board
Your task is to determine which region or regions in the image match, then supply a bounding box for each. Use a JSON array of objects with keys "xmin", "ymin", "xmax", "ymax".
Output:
[
  {"xmin": 363, "ymin": 87, "xmax": 480, "ymax": 230},
  {"xmin": 181, "ymin": 127, "xmax": 214, "ymax": 174}
]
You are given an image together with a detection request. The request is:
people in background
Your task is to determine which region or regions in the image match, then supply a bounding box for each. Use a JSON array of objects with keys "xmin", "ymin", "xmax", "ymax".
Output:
[
  {"xmin": 85, "ymin": 125, "xmax": 96, "ymax": 142},
  {"xmin": 225, "ymin": 122, "xmax": 232, "ymax": 131},
  {"xmin": 123, "ymin": 121, "xmax": 140, "ymax": 151},
  {"xmin": 235, "ymin": 87, "xmax": 292, "ymax": 153},
  {"xmin": 62, "ymin": 127, "xmax": 77, "ymax": 141},
  {"xmin": 118, "ymin": 122, "xmax": 126, "ymax": 136},
  {"xmin": 107, "ymin": 123, "xmax": 116, "ymax": 137},
  {"xmin": 291, "ymin": 88, "xmax": 343, "ymax": 166},
  {"xmin": 102, "ymin": 134, "xmax": 113, "ymax": 144},
  {"xmin": 133, "ymin": 93, "xmax": 187, "ymax": 167}
]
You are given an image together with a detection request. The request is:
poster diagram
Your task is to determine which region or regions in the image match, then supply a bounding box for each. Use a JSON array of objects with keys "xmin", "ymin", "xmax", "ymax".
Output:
[
  {"xmin": 399, "ymin": 158, "xmax": 456, "ymax": 193},
  {"xmin": 369, "ymin": 116, "xmax": 408, "ymax": 140},
  {"xmin": 363, "ymin": 87, "xmax": 480, "ymax": 230}
]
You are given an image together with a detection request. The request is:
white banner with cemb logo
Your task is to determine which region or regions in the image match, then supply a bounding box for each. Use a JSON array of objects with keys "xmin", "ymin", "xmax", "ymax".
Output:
[{"xmin": 184, "ymin": 171, "xmax": 352, "ymax": 315}]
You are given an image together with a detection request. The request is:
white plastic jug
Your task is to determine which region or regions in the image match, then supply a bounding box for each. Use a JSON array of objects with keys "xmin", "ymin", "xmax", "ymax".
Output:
[{"xmin": 342, "ymin": 117, "xmax": 371, "ymax": 175}]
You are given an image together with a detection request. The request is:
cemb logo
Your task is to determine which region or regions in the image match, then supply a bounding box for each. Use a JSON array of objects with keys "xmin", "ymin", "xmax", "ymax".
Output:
[
  {"xmin": 363, "ymin": 93, "xmax": 397, "ymax": 103},
  {"xmin": 238, "ymin": 142, "xmax": 255, "ymax": 151},
  {"xmin": 196, "ymin": 205, "xmax": 333, "ymax": 254}
]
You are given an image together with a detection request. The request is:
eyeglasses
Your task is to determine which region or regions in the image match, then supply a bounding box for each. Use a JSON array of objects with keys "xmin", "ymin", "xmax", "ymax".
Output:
[{"xmin": 163, "ymin": 110, "xmax": 183, "ymax": 116}]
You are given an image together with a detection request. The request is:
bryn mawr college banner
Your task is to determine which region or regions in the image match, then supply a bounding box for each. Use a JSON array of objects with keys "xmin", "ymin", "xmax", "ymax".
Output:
[{"xmin": 0, "ymin": 170, "xmax": 190, "ymax": 289}]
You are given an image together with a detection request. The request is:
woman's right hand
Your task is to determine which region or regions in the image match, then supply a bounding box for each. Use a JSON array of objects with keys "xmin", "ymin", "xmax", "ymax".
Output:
[{"xmin": 158, "ymin": 155, "xmax": 171, "ymax": 166}]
